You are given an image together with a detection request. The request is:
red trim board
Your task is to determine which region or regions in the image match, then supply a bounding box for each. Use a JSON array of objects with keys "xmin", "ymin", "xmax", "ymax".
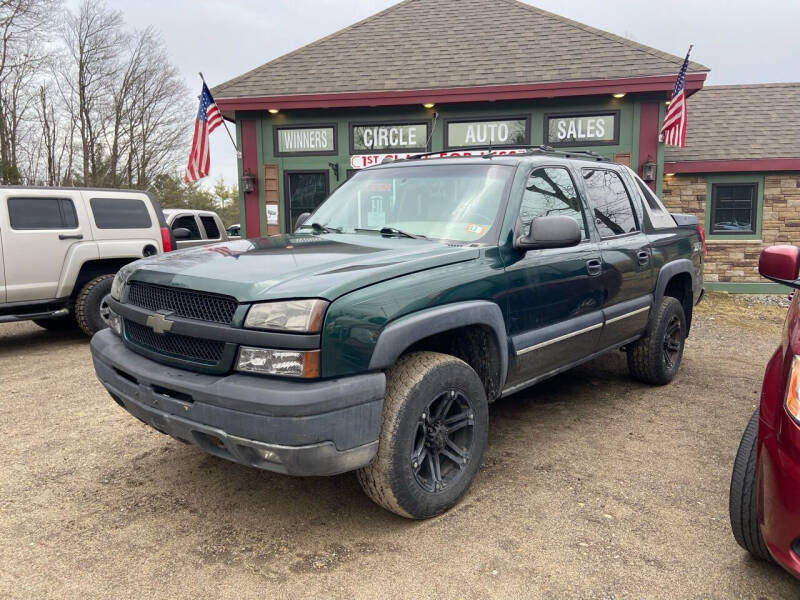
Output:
[
  {"xmin": 217, "ymin": 74, "xmax": 707, "ymax": 112},
  {"xmin": 664, "ymin": 158, "xmax": 800, "ymax": 174}
]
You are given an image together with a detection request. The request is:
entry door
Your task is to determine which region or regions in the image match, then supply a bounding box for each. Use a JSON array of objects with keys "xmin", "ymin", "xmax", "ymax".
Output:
[
  {"xmin": 504, "ymin": 166, "xmax": 605, "ymax": 388},
  {"xmin": 284, "ymin": 171, "xmax": 329, "ymax": 231},
  {"xmin": 0, "ymin": 192, "xmax": 88, "ymax": 302}
]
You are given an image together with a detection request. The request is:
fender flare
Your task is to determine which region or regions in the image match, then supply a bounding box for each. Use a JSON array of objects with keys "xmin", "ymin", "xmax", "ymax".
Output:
[
  {"xmin": 650, "ymin": 258, "xmax": 696, "ymax": 332},
  {"xmin": 368, "ymin": 300, "xmax": 509, "ymax": 390},
  {"xmin": 654, "ymin": 259, "xmax": 695, "ymax": 304}
]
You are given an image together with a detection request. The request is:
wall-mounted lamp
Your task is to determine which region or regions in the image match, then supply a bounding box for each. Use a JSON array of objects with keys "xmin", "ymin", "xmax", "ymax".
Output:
[
  {"xmin": 612, "ymin": 92, "xmax": 626, "ymax": 99},
  {"xmin": 241, "ymin": 169, "xmax": 256, "ymax": 194},
  {"xmin": 641, "ymin": 157, "xmax": 657, "ymax": 182},
  {"xmin": 268, "ymin": 108, "xmax": 279, "ymax": 114},
  {"xmin": 328, "ymin": 162, "xmax": 340, "ymax": 182}
]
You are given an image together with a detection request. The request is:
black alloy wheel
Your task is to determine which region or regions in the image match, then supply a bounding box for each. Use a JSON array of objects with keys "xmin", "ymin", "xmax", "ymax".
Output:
[
  {"xmin": 663, "ymin": 314, "xmax": 682, "ymax": 369},
  {"xmin": 411, "ymin": 389, "xmax": 475, "ymax": 493}
]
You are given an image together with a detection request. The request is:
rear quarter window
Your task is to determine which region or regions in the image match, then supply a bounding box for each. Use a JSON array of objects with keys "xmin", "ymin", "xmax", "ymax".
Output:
[
  {"xmin": 8, "ymin": 197, "xmax": 78, "ymax": 229},
  {"xmin": 90, "ymin": 197, "xmax": 152, "ymax": 229}
]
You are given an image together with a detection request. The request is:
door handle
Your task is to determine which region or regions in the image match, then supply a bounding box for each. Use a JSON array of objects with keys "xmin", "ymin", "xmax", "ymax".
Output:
[
  {"xmin": 59, "ymin": 234, "xmax": 83, "ymax": 240},
  {"xmin": 637, "ymin": 250, "xmax": 650, "ymax": 266},
  {"xmin": 586, "ymin": 258, "xmax": 602, "ymax": 276}
]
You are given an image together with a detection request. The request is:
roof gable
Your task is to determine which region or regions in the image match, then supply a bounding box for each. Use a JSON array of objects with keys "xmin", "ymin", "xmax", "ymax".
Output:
[
  {"xmin": 664, "ymin": 83, "xmax": 800, "ymax": 163},
  {"xmin": 214, "ymin": 0, "xmax": 707, "ymax": 99}
]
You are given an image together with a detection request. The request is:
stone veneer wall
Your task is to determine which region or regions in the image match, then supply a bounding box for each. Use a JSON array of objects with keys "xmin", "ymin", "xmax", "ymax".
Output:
[{"xmin": 661, "ymin": 173, "xmax": 800, "ymax": 283}]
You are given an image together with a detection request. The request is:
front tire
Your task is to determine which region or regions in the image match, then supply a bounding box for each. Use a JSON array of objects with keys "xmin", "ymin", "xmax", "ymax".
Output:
[
  {"xmin": 357, "ymin": 352, "xmax": 489, "ymax": 519},
  {"xmin": 729, "ymin": 409, "xmax": 773, "ymax": 562},
  {"xmin": 75, "ymin": 274, "xmax": 115, "ymax": 337},
  {"xmin": 627, "ymin": 296, "xmax": 686, "ymax": 385}
]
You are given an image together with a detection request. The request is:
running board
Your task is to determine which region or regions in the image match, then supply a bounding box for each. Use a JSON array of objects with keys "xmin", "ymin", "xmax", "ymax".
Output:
[{"xmin": 0, "ymin": 308, "xmax": 69, "ymax": 323}]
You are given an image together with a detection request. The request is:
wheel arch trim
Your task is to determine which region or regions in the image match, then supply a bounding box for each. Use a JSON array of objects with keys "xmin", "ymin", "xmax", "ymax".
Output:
[{"xmin": 368, "ymin": 300, "xmax": 509, "ymax": 390}]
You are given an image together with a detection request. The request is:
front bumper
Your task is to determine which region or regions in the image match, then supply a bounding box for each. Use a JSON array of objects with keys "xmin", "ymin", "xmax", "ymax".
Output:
[{"xmin": 90, "ymin": 329, "xmax": 385, "ymax": 476}]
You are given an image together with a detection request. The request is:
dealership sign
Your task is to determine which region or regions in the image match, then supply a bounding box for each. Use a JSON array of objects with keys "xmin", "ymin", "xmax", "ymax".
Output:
[
  {"xmin": 545, "ymin": 113, "xmax": 618, "ymax": 146},
  {"xmin": 446, "ymin": 118, "xmax": 528, "ymax": 148},
  {"xmin": 350, "ymin": 148, "xmax": 525, "ymax": 170},
  {"xmin": 352, "ymin": 123, "xmax": 428, "ymax": 152},
  {"xmin": 276, "ymin": 126, "xmax": 335, "ymax": 154}
]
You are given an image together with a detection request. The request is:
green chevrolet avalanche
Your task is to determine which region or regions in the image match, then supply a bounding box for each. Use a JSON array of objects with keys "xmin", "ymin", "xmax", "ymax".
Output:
[{"xmin": 91, "ymin": 147, "xmax": 704, "ymax": 519}]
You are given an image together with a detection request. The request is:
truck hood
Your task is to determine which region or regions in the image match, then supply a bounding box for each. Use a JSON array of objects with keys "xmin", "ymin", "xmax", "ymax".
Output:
[{"xmin": 122, "ymin": 233, "xmax": 480, "ymax": 302}]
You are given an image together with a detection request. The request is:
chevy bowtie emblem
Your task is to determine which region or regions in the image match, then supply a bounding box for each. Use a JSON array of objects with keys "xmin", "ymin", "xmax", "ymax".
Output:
[{"xmin": 146, "ymin": 311, "xmax": 174, "ymax": 335}]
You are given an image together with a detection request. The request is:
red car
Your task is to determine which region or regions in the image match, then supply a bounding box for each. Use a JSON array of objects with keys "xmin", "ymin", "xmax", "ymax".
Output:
[{"xmin": 730, "ymin": 245, "xmax": 800, "ymax": 578}]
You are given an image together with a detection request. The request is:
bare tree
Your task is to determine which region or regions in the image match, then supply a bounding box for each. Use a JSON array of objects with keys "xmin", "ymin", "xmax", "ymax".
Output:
[
  {"xmin": 0, "ymin": 0, "xmax": 60, "ymax": 183},
  {"xmin": 2, "ymin": 0, "xmax": 190, "ymax": 188},
  {"xmin": 60, "ymin": 0, "xmax": 125, "ymax": 185}
]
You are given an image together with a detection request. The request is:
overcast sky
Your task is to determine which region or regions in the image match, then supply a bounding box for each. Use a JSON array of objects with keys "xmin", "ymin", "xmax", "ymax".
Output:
[{"xmin": 97, "ymin": 0, "xmax": 800, "ymax": 188}]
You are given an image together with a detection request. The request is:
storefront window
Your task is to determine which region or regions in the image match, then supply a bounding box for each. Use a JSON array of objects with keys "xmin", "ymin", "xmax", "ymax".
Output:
[
  {"xmin": 274, "ymin": 126, "xmax": 336, "ymax": 156},
  {"xmin": 445, "ymin": 118, "xmax": 528, "ymax": 148},
  {"xmin": 545, "ymin": 112, "xmax": 618, "ymax": 146},
  {"xmin": 710, "ymin": 183, "xmax": 757, "ymax": 234},
  {"xmin": 351, "ymin": 122, "xmax": 428, "ymax": 152}
]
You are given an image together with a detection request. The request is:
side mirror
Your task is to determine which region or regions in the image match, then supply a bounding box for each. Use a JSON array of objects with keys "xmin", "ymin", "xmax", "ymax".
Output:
[
  {"xmin": 759, "ymin": 245, "xmax": 800, "ymax": 285},
  {"xmin": 294, "ymin": 212, "xmax": 312, "ymax": 231},
  {"xmin": 514, "ymin": 216, "xmax": 581, "ymax": 251},
  {"xmin": 173, "ymin": 227, "xmax": 191, "ymax": 240}
]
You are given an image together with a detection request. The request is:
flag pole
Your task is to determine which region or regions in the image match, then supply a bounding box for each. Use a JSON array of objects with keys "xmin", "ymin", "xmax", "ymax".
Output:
[{"xmin": 199, "ymin": 72, "xmax": 239, "ymax": 155}]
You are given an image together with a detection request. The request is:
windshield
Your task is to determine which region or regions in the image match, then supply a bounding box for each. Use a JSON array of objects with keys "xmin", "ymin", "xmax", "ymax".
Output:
[{"xmin": 301, "ymin": 164, "xmax": 514, "ymax": 243}]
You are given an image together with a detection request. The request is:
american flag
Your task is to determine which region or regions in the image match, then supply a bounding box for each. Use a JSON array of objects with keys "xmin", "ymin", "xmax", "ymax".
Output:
[
  {"xmin": 185, "ymin": 83, "xmax": 223, "ymax": 182},
  {"xmin": 660, "ymin": 45, "xmax": 693, "ymax": 147}
]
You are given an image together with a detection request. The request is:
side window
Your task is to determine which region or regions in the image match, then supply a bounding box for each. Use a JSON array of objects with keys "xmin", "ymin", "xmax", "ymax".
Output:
[
  {"xmin": 172, "ymin": 215, "xmax": 201, "ymax": 240},
  {"xmin": 710, "ymin": 183, "xmax": 757, "ymax": 234},
  {"xmin": 581, "ymin": 168, "xmax": 639, "ymax": 237},
  {"xmin": 520, "ymin": 167, "xmax": 587, "ymax": 238},
  {"xmin": 200, "ymin": 215, "xmax": 221, "ymax": 239},
  {"xmin": 90, "ymin": 198, "xmax": 152, "ymax": 229},
  {"xmin": 8, "ymin": 198, "xmax": 78, "ymax": 230}
]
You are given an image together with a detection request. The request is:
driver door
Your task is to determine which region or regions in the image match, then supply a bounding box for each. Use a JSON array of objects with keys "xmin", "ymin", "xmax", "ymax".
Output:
[{"xmin": 503, "ymin": 165, "xmax": 604, "ymax": 390}]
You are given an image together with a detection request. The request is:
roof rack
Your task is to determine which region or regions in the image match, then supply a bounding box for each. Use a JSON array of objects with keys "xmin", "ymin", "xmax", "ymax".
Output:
[{"xmin": 402, "ymin": 145, "xmax": 611, "ymax": 162}]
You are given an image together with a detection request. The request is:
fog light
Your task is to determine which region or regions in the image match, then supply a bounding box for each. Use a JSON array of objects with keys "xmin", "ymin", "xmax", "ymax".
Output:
[
  {"xmin": 255, "ymin": 447, "xmax": 280, "ymax": 463},
  {"xmin": 236, "ymin": 346, "xmax": 320, "ymax": 378},
  {"xmin": 107, "ymin": 309, "xmax": 122, "ymax": 336}
]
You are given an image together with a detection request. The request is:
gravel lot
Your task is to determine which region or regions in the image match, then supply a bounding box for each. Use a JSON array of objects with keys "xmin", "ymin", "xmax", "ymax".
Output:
[{"xmin": 2, "ymin": 294, "xmax": 800, "ymax": 599}]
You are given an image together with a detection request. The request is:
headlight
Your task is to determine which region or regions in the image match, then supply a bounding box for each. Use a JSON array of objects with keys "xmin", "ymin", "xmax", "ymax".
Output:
[
  {"xmin": 244, "ymin": 299, "xmax": 328, "ymax": 333},
  {"xmin": 236, "ymin": 347, "xmax": 320, "ymax": 378},
  {"xmin": 110, "ymin": 272, "xmax": 124, "ymax": 300}
]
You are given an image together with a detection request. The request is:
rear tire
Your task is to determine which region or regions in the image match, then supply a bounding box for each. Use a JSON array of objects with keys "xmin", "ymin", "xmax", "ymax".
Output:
[
  {"xmin": 729, "ymin": 409, "xmax": 773, "ymax": 562},
  {"xmin": 357, "ymin": 352, "xmax": 488, "ymax": 519},
  {"xmin": 75, "ymin": 274, "xmax": 115, "ymax": 337},
  {"xmin": 627, "ymin": 296, "xmax": 686, "ymax": 385},
  {"xmin": 33, "ymin": 315, "xmax": 77, "ymax": 331}
]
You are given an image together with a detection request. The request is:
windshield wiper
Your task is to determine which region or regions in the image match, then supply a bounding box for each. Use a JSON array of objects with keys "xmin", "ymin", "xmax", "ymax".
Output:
[
  {"xmin": 355, "ymin": 227, "xmax": 426, "ymax": 239},
  {"xmin": 306, "ymin": 222, "xmax": 342, "ymax": 234}
]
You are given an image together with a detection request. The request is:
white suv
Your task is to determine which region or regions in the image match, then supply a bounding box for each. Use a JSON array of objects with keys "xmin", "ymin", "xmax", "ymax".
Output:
[{"xmin": 0, "ymin": 187, "xmax": 173, "ymax": 336}]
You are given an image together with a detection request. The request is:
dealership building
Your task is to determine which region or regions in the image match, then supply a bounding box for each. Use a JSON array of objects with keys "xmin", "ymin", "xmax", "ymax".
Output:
[{"xmin": 213, "ymin": 0, "xmax": 798, "ymax": 291}]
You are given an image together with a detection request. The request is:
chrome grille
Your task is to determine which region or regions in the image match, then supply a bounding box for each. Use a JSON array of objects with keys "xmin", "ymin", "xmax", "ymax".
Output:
[
  {"xmin": 127, "ymin": 281, "xmax": 237, "ymax": 324},
  {"xmin": 125, "ymin": 319, "xmax": 225, "ymax": 364}
]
